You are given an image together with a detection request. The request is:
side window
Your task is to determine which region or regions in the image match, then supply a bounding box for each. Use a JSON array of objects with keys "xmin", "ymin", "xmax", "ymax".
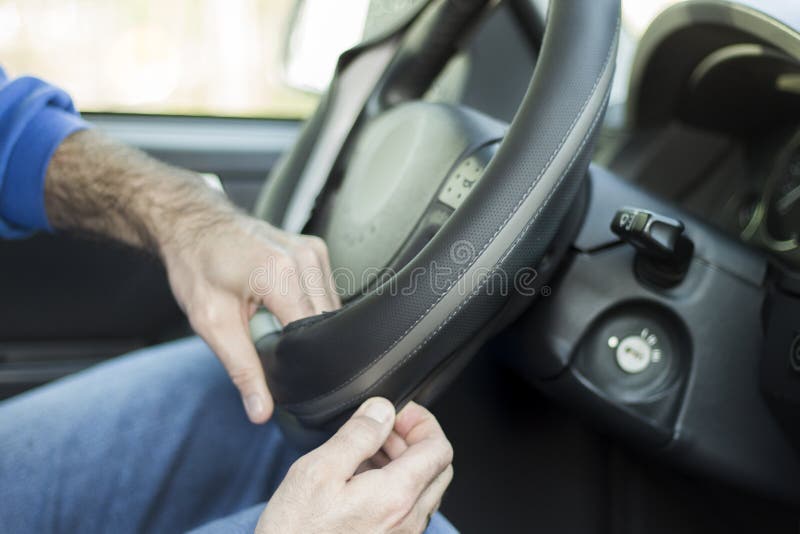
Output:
[
  {"xmin": 280, "ymin": 0, "xmax": 427, "ymax": 93},
  {"xmin": 0, "ymin": 0, "xmax": 426, "ymax": 119}
]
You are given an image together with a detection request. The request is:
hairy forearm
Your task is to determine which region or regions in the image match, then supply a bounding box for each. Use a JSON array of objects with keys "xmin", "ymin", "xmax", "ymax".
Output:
[
  {"xmin": 44, "ymin": 129, "xmax": 338, "ymax": 424},
  {"xmin": 44, "ymin": 129, "xmax": 239, "ymax": 256}
]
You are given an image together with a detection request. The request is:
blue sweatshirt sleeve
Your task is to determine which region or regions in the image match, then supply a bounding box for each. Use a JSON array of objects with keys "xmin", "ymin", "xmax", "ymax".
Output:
[{"xmin": 0, "ymin": 67, "xmax": 89, "ymax": 238}]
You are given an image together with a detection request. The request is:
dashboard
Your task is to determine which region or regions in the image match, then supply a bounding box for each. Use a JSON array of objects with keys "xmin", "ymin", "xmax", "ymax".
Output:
[
  {"xmin": 425, "ymin": 0, "xmax": 800, "ymax": 267},
  {"xmin": 741, "ymin": 127, "xmax": 800, "ymax": 264},
  {"xmin": 600, "ymin": 0, "xmax": 800, "ymax": 267}
]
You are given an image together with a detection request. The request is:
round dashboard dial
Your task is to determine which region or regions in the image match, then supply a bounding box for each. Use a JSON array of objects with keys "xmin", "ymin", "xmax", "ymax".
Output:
[
  {"xmin": 741, "ymin": 129, "xmax": 800, "ymax": 260},
  {"xmin": 766, "ymin": 139, "xmax": 800, "ymax": 245}
]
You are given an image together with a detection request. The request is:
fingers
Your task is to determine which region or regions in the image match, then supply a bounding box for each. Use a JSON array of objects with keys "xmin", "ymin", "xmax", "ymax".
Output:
[
  {"xmin": 293, "ymin": 239, "xmax": 335, "ymax": 315},
  {"xmin": 347, "ymin": 403, "xmax": 453, "ymax": 531},
  {"xmin": 402, "ymin": 464, "xmax": 454, "ymax": 532},
  {"xmin": 393, "ymin": 401, "xmax": 444, "ymax": 444},
  {"xmin": 303, "ymin": 235, "xmax": 342, "ymax": 310},
  {"xmin": 356, "ymin": 430, "xmax": 410, "ymax": 475},
  {"xmin": 355, "ymin": 449, "xmax": 391, "ymax": 475},
  {"xmin": 262, "ymin": 248, "xmax": 316, "ymax": 325},
  {"xmin": 380, "ymin": 402, "xmax": 453, "ymax": 498},
  {"xmin": 310, "ymin": 397, "xmax": 396, "ymax": 479},
  {"xmin": 261, "ymin": 236, "xmax": 340, "ymax": 324},
  {"xmin": 382, "ymin": 430, "xmax": 409, "ymax": 460},
  {"xmin": 191, "ymin": 295, "xmax": 273, "ymax": 424},
  {"xmin": 255, "ymin": 399, "xmax": 454, "ymax": 533}
]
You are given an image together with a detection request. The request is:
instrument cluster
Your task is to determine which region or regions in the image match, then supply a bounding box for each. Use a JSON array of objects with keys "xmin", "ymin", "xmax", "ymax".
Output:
[{"xmin": 741, "ymin": 128, "xmax": 800, "ymax": 266}]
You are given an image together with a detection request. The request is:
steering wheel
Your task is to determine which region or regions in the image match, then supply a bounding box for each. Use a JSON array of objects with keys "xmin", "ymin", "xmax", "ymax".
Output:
[{"xmin": 253, "ymin": 0, "xmax": 620, "ymax": 440}]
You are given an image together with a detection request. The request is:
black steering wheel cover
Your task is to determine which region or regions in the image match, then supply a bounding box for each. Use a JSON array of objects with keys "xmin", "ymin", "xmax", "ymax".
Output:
[{"xmin": 257, "ymin": 0, "xmax": 621, "ymax": 428}]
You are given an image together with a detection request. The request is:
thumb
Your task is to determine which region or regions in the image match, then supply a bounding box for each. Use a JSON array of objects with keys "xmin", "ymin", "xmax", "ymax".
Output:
[{"xmin": 312, "ymin": 397, "xmax": 396, "ymax": 478}]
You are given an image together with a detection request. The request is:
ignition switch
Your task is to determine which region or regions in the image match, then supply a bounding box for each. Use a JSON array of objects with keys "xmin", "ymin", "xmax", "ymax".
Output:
[
  {"xmin": 609, "ymin": 328, "xmax": 663, "ymax": 374},
  {"xmin": 611, "ymin": 207, "xmax": 694, "ymax": 288}
]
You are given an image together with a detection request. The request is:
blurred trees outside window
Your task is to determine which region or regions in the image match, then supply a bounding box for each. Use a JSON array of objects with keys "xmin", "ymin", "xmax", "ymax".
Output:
[
  {"xmin": 0, "ymin": 0, "xmax": 319, "ymax": 118},
  {"xmin": 0, "ymin": 0, "xmax": 687, "ymax": 119}
]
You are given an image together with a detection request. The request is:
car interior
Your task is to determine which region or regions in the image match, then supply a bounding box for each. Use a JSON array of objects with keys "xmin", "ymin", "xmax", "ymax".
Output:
[{"xmin": 2, "ymin": 0, "xmax": 800, "ymax": 532}]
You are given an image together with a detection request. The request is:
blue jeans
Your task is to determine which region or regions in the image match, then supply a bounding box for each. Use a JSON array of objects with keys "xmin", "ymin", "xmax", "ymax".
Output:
[{"xmin": 0, "ymin": 337, "xmax": 457, "ymax": 533}]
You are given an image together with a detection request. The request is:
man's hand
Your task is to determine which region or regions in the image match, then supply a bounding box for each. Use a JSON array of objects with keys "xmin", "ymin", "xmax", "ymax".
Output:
[
  {"xmin": 256, "ymin": 398, "xmax": 454, "ymax": 534},
  {"xmin": 44, "ymin": 130, "xmax": 340, "ymax": 423},
  {"xmin": 161, "ymin": 213, "xmax": 340, "ymax": 423}
]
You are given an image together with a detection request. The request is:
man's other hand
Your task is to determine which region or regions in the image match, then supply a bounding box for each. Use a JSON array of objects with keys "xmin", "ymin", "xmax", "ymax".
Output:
[{"xmin": 256, "ymin": 399, "xmax": 454, "ymax": 534}]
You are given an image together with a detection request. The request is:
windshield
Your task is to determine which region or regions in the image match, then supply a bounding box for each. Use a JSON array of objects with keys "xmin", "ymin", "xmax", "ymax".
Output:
[{"xmin": 606, "ymin": 0, "xmax": 684, "ymax": 125}]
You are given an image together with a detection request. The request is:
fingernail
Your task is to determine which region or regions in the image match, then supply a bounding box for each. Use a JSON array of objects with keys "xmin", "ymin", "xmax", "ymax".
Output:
[
  {"xmin": 362, "ymin": 398, "xmax": 393, "ymax": 424},
  {"xmin": 244, "ymin": 394, "xmax": 266, "ymax": 421}
]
